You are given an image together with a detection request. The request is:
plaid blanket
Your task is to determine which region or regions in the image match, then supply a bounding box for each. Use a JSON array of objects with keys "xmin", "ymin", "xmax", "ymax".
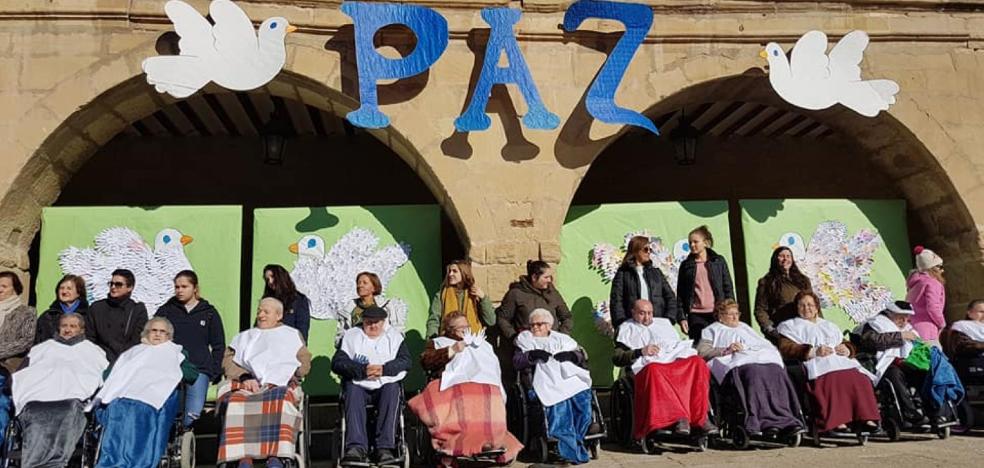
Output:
[
  {"xmin": 408, "ymin": 380, "xmax": 522, "ymax": 462},
  {"xmin": 216, "ymin": 381, "xmax": 303, "ymax": 463}
]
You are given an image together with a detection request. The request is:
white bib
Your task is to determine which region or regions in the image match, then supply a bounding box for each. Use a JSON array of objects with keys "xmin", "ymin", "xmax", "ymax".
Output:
[
  {"xmin": 340, "ymin": 326, "xmax": 407, "ymax": 390},
  {"xmin": 230, "ymin": 325, "xmax": 304, "ymax": 387},
  {"xmin": 617, "ymin": 318, "xmax": 697, "ymax": 375},
  {"xmin": 856, "ymin": 314, "xmax": 914, "ymax": 383},
  {"xmin": 95, "ymin": 341, "xmax": 185, "ymax": 410},
  {"xmin": 778, "ymin": 317, "xmax": 874, "ymax": 382},
  {"xmin": 514, "ymin": 330, "xmax": 592, "ymax": 407},
  {"xmin": 433, "ymin": 332, "xmax": 505, "ymax": 400},
  {"xmin": 701, "ymin": 322, "xmax": 784, "ymax": 384},
  {"xmin": 951, "ymin": 320, "xmax": 984, "ymax": 343},
  {"xmin": 12, "ymin": 339, "xmax": 109, "ymax": 414}
]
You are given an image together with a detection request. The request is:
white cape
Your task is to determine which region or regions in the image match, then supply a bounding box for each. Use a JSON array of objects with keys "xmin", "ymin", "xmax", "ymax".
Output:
[
  {"xmin": 514, "ymin": 330, "xmax": 592, "ymax": 407},
  {"xmin": 951, "ymin": 320, "xmax": 984, "ymax": 343},
  {"xmin": 340, "ymin": 326, "xmax": 407, "ymax": 390},
  {"xmin": 433, "ymin": 331, "xmax": 505, "ymax": 400},
  {"xmin": 853, "ymin": 314, "xmax": 914, "ymax": 383},
  {"xmin": 617, "ymin": 318, "xmax": 697, "ymax": 375},
  {"xmin": 701, "ymin": 321, "xmax": 784, "ymax": 384},
  {"xmin": 230, "ymin": 325, "xmax": 304, "ymax": 387},
  {"xmin": 95, "ymin": 341, "xmax": 185, "ymax": 410},
  {"xmin": 778, "ymin": 317, "xmax": 875, "ymax": 382},
  {"xmin": 12, "ymin": 339, "xmax": 108, "ymax": 414}
]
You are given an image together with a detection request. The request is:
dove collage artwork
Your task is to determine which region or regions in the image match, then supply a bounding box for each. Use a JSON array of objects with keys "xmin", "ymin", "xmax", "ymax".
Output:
[{"xmin": 142, "ymin": 0, "xmax": 899, "ymax": 138}]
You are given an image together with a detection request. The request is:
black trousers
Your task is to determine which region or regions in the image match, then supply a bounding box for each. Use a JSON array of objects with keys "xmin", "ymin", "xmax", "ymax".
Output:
[
  {"xmin": 882, "ymin": 364, "xmax": 927, "ymax": 418},
  {"xmin": 687, "ymin": 312, "xmax": 716, "ymax": 342}
]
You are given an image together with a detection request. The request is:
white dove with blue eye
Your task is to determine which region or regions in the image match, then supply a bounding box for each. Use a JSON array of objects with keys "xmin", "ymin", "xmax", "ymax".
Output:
[
  {"xmin": 774, "ymin": 221, "xmax": 892, "ymax": 323},
  {"xmin": 58, "ymin": 227, "xmax": 194, "ymax": 317},
  {"xmin": 142, "ymin": 0, "xmax": 297, "ymax": 98},
  {"xmin": 761, "ymin": 30, "xmax": 900, "ymax": 117},
  {"xmin": 287, "ymin": 228, "xmax": 412, "ymax": 328}
]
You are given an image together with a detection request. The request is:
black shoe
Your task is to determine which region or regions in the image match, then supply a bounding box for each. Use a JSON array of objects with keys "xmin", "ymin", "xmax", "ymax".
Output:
[
  {"xmin": 700, "ymin": 420, "xmax": 720, "ymax": 436},
  {"xmin": 342, "ymin": 446, "xmax": 367, "ymax": 463},
  {"xmin": 375, "ymin": 448, "xmax": 398, "ymax": 465},
  {"xmin": 673, "ymin": 418, "xmax": 691, "ymax": 436}
]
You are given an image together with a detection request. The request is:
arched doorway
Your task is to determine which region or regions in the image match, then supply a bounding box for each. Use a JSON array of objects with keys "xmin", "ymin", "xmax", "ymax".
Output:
[{"xmin": 571, "ymin": 74, "xmax": 981, "ymax": 319}]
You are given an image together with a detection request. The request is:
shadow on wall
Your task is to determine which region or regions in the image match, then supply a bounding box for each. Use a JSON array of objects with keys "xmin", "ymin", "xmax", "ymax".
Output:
[{"xmin": 570, "ymin": 295, "xmax": 616, "ymax": 386}]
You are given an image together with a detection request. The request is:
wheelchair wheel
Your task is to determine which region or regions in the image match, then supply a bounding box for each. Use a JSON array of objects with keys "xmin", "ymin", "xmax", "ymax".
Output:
[
  {"xmin": 787, "ymin": 431, "xmax": 802, "ymax": 448},
  {"xmin": 639, "ymin": 435, "xmax": 657, "ymax": 455},
  {"xmin": 731, "ymin": 426, "xmax": 749, "ymax": 450},
  {"xmin": 589, "ymin": 440, "xmax": 599, "ymax": 460},
  {"xmin": 937, "ymin": 425, "xmax": 951, "ymax": 440},
  {"xmin": 179, "ymin": 431, "xmax": 195, "ymax": 468},
  {"xmin": 856, "ymin": 433, "xmax": 868, "ymax": 446},
  {"xmin": 954, "ymin": 399, "xmax": 975, "ymax": 434},
  {"xmin": 883, "ymin": 418, "xmax": 901, "ymax": 442},
  {"xmin": 696, "ymin": 435, "xmax": 708, "ymax": 452}
]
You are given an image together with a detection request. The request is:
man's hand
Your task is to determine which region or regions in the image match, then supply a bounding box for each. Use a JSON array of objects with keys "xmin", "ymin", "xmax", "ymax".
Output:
[
  {"xmin": 642, "ymin": 344, "xmax": 661, "ymax": 356},
  {"xmin": 242, "ymin": 379, "xmax": 260, "ymax": 393},
  {"xmin": 366, "ymin": 364, "xmax": 383, "ymax": 379}
]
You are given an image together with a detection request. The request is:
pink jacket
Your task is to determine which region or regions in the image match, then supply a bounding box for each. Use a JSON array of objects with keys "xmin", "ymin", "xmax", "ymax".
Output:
[{"xmin": 906, "ymin": 271, "xmax": 946, "ymax": 340}]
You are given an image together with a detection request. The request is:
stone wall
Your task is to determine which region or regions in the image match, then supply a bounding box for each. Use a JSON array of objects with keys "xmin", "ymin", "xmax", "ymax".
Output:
[{"xmin": 2, "ymin": 0, "xmax": 984, "ymax": 319}]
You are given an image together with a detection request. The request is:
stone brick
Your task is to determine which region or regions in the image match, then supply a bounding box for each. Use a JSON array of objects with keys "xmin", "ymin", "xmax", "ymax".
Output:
[{"xmin": 20, "ymin": 56, "xmax": 100, "ymax": 91}]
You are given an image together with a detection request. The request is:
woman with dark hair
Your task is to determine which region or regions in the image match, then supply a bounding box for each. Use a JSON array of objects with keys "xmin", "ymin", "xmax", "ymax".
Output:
[
  {"xmin": 0, "ymin": 271, "xmax": 35, "ymax": 374},
  {"xmin": 335, "ymin": 271, "xmax": 383, "ymax": 348},
  {"xmin": 496, "ymin": 260, "xmax": 573, "ymax": 342},
  {"xmin": 36, "ymin": 274, "xmax": 89, "ymax": 344},
  {"xmin": 609, "ymin": 236, "xmax": 681, "ymax": 331},
  {"xmin": 425, "ymin": 259, "xmax": 495, "ymax": 338},
  {"xmin": 262, "ymin": 264, "xmax": 311, "ymax": 341},
  {"xmin": 155, "ymin": 270, "xmax": 225, "ymax": 428},
  {"xmin": 677, "ymin": 226, "xmax": 735, "ymax": 342},
  {"xmin": 754, "ymin": 247, "xmax": 813, "ymax": 342}
]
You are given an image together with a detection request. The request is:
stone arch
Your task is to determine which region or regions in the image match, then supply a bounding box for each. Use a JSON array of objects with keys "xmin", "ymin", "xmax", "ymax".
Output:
[
  {"xmin": 568, "ymin": 73, "xmax": 983, "ymax": 317},
  {"xmin": 0, "ymin": 57, "xmax": 464, "ymax": 277}
]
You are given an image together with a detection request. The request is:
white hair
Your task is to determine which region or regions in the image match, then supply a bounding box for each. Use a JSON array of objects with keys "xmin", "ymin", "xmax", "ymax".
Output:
[
  {"xmin": 529, "ymin": 308, "xmax": 554, "ymax": 326},
  {"xmin": 260, "ymin": 297, "xmax": 284, "ymax": 314}
]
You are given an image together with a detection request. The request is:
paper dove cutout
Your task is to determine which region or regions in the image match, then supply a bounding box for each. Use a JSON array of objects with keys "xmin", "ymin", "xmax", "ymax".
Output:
[
  {"xmin": 762, "ymin": 30, "xmax": 900, "ymax": 117},
  {"xmin": 588, "ymin": 231, "xmax": 689, "ymax": 337},
  {"xmin": 775, "ymin": 221, "xmax": 893, "ymax": 323},
  {"xmin": 58, "ymin": 227, "xmax": 194, "ymax": 317},
  {"xmin": 287, "ymin": 228, "xmax": 412, "ymax": 328},
  {"xmin": 142, "ymin": 0, "xmax": 296, "ymax": 98}
]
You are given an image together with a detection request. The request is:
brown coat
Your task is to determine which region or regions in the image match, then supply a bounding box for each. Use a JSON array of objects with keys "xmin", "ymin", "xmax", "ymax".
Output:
[
  {"xmin": 778, "ymin": 335, "xmax": 857, "ymax": 362},
  {"xmin": 420, "ymin": 335, "xmax": 455, "ymax": 378},
  {"xmin": 496, "ymin": 276, "xmax": 573, "ymax": 341},
  {"xmin": 0, "ymin": 304, "xmax": 36, "ymax": 374},
  {"xmin": 754, "ymin": 276, "xmax": 812, "ymax": 337},
  {"xmin": 222, "ymin": 328, "xmax": 312, "ymax": 383},
  {"xmin": 941, "ymin": 328, "xmax": 984, "ymax": 358}
]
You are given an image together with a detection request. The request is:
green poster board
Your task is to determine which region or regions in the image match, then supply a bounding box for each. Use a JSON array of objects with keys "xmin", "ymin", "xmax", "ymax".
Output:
[
  {"xmin": 740, "ymin": 199, "xmax": 911, "ymax": 332},
  {"xmin": 557, "ymin": 201, "xmax": 734, "ymax": 386},
  {"xmin": 38, "ymin": 206, "xmax": 243, "ymax": 344},
  {"xmin": 251, "ymin": 205, "xmax": 441, "ymax": 396}
]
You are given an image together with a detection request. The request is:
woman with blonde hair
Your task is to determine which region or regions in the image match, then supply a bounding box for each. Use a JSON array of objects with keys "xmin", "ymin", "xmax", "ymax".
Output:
[
  {"xmin": 425, "ymin": 259, "xmax": 495, "ymax": 338},
  {"xmin": 906, "ymin": 246, "xmax": 946, "ymax": 342},
  {"xmin": 678, "ymin": 225, "xmax": 735, "ymax": 341}
]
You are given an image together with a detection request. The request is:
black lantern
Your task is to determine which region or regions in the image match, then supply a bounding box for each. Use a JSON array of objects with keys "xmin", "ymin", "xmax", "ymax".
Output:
[
  {"xmin": 670, "ymin": 109, "xmax": 699, "ymax": 165},
  {"xmin": 261, "ymin": 108, "xmax": 291, "ymax": 165}
]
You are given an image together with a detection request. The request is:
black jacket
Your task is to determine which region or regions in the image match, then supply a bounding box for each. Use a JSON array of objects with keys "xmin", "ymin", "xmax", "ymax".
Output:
[
  {"xmin": 331, "ymin": 334, "xmax": 412, "ymax": 382},
  {"xmin": 85, "ymin": 296, "xmax": 148, "ymax": 362},
  {"xmin": 280, "ymin": 293, "xmax": 311, "ymax": 342},
  {"xmin": 609, "ymin": 262, "xmax": 679, "ymax": 328},
  {"xmin": 155, "ymin": 297, "xmax": 226, "ymax": 381},
  {"xmin": 35, "ymin": 298, "xmax": 89, "ymax": 344},
  {"xmin": 676, "ymin": 248, "xmax": 735, "ymax": 317}
]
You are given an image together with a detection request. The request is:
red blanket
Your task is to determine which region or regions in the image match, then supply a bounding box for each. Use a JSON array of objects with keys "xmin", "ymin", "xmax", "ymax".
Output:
[
  {"xmin": 632, "ymin": 355, "xmax": 710, "ymax": 439},
  {"xmin": 408, "ymin": 380, "xmax": 522, "ymax": 462}
]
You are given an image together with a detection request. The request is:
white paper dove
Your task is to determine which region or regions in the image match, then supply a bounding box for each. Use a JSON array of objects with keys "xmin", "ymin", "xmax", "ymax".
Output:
[
  {"xmin": 288, "ymin": 228, "xmax": 412, "ymax": 328},
  {"xmin": 775, "ymin": 221, "xmax": 893, "ymax": 323},
  {"xmin": 58, "ymin": 227, "xmax": 194, "ymax": 317},
  {"xmin": 142, "ymin": 0, "xmax": 296, "ymax": 98},
  {"xmin": 588, "ymin": 231, "xmax": 689, "ymax": 337},
  {"xmin": 762, "ymin": 30, "xmax": 899, "ymax": 117}
]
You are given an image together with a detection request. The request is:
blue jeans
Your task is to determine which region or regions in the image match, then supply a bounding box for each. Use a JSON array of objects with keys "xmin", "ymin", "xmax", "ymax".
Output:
[{"xmin": 183, "ymin": 373, "xmax": 209, "ymax": 427}]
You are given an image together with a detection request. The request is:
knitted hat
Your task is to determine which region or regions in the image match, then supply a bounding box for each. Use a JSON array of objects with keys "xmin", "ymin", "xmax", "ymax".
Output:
[{"xmin": 913, "ymin": 245, "xmax": 943, "ymax": 271}]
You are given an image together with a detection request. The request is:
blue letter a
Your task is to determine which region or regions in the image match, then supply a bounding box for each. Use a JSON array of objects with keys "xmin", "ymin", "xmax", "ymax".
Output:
[{"xmin": 455, "ymin": 8, "xmax": 560, "ymax": 132}]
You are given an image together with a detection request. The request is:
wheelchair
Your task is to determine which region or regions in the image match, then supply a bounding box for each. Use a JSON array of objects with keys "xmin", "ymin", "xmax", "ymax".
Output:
[
  {"xmin": 333, "ymin": 382, "xmax": 409, "ymax": 468},
  {"xmin": 939, "ymin": 329, "xmax": 984, "ymax": 433},
  {"xmin": 783, "ymin": 360, "xmax": 871, "ymax": 446},
  {"xmin": 873, "ymin": 367, "xmax": 959, "ymax": 441},
  {"xmin": 154, "ymin": 385, "xmax": 199, "ymax": 468},
  {"xmin": 1, "ymin": 401, "xmax": 101, "ymax": 468},
  {"xmin": 214, "ymin": 387, "xmax": 310, "ymax": 468},
  {"xmin": 709, "ymin": 378, "xmax": 805, "ymax": 450},
  {"xmin": 609, "ymin": 369, "xmax": 713, "ymax": 454},
  {"xmin": 507, "ymin": 373, "xmax": 606, "ymax": 463}
]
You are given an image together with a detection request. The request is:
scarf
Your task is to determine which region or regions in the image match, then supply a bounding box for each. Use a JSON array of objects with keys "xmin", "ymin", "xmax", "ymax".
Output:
[
  {"xmin": 0, "ymin": 294, "xmax": 22, "ymax": 331},
  {"xmin": 229, "ymin": 325, "xmax": 304, "ymax": 387},
  {"xmin": 951, "ymin": 320, "xmax": 984, "ymax": 342},
  {"xmin": 701, "ymin": 321, "xmax": 783, "ymax": 383},
  {"xmin": 339, "ymin": 325, "xmax": 407, "ymax": 390},
  {"xmin": 514, "ymin": 330, "xmax": 592, "ymax": 407},
  {"xmin": 440, "ymin": 287, "xmax": 481, "ymax": 334},
  {"xmin": 616, "ymin": 318, "xmax": 696, "ymax": 374},
  {"xmin": 59, "ymin": 300, "xmax": 81, "ymax": 314}
]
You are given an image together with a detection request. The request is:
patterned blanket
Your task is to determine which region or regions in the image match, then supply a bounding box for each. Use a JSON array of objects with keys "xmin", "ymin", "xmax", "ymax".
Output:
[{"xmin": 216, "ymin": 381, "xmax": 303, "ymax": 463}]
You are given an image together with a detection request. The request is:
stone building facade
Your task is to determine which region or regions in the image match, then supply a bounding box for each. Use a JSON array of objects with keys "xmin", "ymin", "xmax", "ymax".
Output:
[{"xmin": 2, "ymin": 0, "xmax": 983, "ymax": 320}]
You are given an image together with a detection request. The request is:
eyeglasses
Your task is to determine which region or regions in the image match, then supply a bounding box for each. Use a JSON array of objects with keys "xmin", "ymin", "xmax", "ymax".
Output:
[
  {"xmin": 642, "ymin": 247, "xmax": 651, "ymax": 253},
  {"xmin": 149, "ymin": 328, "xmax": 169, "ymax": 334},
  {"xmin": 107, "ymin": 281, "xmax": 127, "ymax": 288},
  {"xmin": 530, "ymin": 321, "xmax": 550, "ymax": 327}
]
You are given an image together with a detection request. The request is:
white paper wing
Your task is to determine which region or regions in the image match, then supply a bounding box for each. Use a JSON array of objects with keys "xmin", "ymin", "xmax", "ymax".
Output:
[
  {"xmin": 164, "ymin": 0, "xmax": 215, "ymax": 58},
  {"xmin": 790, "ymin": 30, "xmax": 831, "ymax": 80},
  {"xmin": 209, "ymin": 0, "xmax": 259, "ymax": 58},
  {"xmin": 828, "ymin": 30, "xmax": 868, "ymax": 82}
]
